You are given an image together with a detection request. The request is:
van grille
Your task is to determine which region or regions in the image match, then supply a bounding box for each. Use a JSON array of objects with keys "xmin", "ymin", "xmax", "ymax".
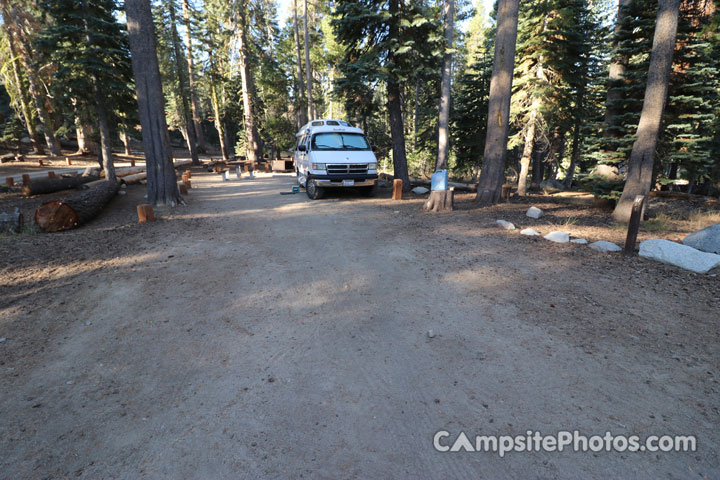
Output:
[{"xmin": 326, "ymin": 164, "xmax": 368, "ymax": 175}]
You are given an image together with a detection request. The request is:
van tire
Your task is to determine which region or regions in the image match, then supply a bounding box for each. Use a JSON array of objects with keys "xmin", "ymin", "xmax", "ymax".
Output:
[{"xmin": 306, "ymin": 178, "xmax": 324, "ymax": 200}]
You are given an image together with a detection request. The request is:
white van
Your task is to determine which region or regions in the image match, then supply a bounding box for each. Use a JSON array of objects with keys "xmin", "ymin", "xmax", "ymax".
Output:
[{"xmin": 294, "ymin": 119, "xmax": 379, "ymax": 199}]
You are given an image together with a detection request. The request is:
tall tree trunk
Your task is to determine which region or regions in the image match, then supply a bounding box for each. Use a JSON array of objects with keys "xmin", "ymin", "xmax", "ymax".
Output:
[
  {"xmin": 387, "ymin": 0, "xmax": 410, "ymax": 190},
  {"xmin": 181, "ymin": 0, "xmax": 206, "ymax": 153},
  {"xmin": 94, "ymin": 87, "xmax": 116, "ymax": 182},
  {"xmin": 125, "ymin": 0, "xmax": 182, "ymax": 206},
  {"xmin": 413, "ymin": 76, "xmax": 420, "ymax": 152},
  {"xmin": 119, "ymin": 130, "xmax": 132, "ymax": 155},
  {"xmin": 236, "ymin": 9, "xmax": 263, "ymax": 164},
  {"xmin": 304, "ymin": 0, "xmax": 314, "ymax": 120},
  {"xmin": 564, "ymin": 116, "xmax": 582, "ymax": 189},
  {"xmin": 604, "ymin": 0, "xmax": 632, "ymax": 139},
  {"xmin": 517, "ymin": 108, "xmax": 537, "ymax": 196},
  {"xmin": 475, "ymin": 0, "xmax": 520, "ymax": 204},
  {"xmin": 5, "ymin": 31, "xmax": 44, "ymax": 154},
  {"xmin": 168, "ymin": 1, "xmax": 200, "ymax": 165},
  {"xmin": 612, "ymin": 0, "xmax": 681, "ymax": 222},
  {"xmin": 292, "ymin": 0, "xmax": 308, "ymax": 127},
  {"xmin": 0, "ymin": 3, "xmax": 62, "ymax": 155},
  {"xmin": 435, "ymin": 0, "xmax": 454, "ymax": 171},
  {"xmin": 210, "ymin": 80, "xmax": 230, "ymax": 160}
]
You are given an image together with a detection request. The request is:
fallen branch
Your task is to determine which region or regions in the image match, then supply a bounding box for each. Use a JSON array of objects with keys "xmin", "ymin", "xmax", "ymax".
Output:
[{"xmin": 22, "ymin": 175, "xmax": 98, "ymax": 196}]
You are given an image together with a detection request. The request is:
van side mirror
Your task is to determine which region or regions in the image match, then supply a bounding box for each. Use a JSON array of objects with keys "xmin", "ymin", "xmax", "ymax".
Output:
[{"xmin": 297, "ymin": 144, "xmax": 306, "ymax": 152}]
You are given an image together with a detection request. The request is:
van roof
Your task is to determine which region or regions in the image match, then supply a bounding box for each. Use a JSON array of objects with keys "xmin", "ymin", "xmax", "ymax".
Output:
[{"xmin": 296, "ymin": 119, "xmax": 364, "ymax": 137}]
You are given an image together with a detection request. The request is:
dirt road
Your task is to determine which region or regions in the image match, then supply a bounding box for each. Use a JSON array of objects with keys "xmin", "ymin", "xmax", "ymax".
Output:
[{"xmin": 1, "ymin": 172, "xmax": 718, "ymax": 478}]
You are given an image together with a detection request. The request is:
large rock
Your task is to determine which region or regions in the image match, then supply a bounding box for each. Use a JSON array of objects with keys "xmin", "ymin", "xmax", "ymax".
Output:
[
  {"xmin": 496, "ymin": 219, "xmax": 515, "ymax": 230},
  {"xmin": 520, "ymin": 228, "xmax": 540, "ymax": 236},
  {"xmin": 590, "ymin": 164, "xmax": 622, "ymax": 181},
  {"xmin": 544, "ymin": 231, "xmax": 569, "ymax": 243},
  {"xmin": 540, "ymin": 179, "xmax": 565, "ymax": 194},
  {"xmin": 589, "ymin": 240, "xmax": 621, "ymax": 252},
  {"xmin": 683, "ymin": 224, "xmax": 720, "ymax": 254},
  {"xmin": 639, "ymin": 239, "xmax": 720, "ymax": 274},
  {"xmin": 526, "ymin": 206, "xmax": 543, "ymax": 219}
]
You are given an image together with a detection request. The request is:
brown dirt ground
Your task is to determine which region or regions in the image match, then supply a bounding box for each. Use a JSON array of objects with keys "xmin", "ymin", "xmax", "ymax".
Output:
[{"xmin": 0, "ymin": 168, "xmax": 719, "ymax": 478}]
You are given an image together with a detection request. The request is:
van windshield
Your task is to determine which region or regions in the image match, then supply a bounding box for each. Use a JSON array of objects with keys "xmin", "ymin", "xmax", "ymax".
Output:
[{"xmin": 311, "ymin": 133, "xmax": 370, "ymax": 151}]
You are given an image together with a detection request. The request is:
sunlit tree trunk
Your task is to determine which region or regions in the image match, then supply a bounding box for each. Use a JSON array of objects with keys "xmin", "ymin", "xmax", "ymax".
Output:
[
  {"xmin": 236, "ymin": 8, "xmax": 263, "ymax": 164},
  {"xmin": 210, "ymin": 79, "xmax": 230, "ymax": 160},
  {"xmin": 475, "ymin": 0, "xmax": 519, "ymax": 204},
  {"xmin": 304, "ymin": 0, "xmax": 314, "ymax": 120},
  {"xmin": 292, "ymin": 0, "xmax": 308, "ymax": 127},
  {"xmin": 181, "ymin": 0, "xmax": 206, "ymax": 153},
  {"xmin": 435, "ymin": 0, "xmax": 454, "ymax": 171},
  {"xmin": 612, "ymin": 0, "xmax": 681, "ymax": 222},
  {"xmin": 517, "ymin": 107, "xmax": 537, "ymax": 196}
]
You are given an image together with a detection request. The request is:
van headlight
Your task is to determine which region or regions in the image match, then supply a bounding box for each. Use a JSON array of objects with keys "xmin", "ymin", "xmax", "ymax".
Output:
[
  {"xmin": 369, "ymin": 163, "xmax": 378, "ymax": 171},
  {"xmin": 312, "ymin": 163, "xmax": 326, "ymax": 171}
]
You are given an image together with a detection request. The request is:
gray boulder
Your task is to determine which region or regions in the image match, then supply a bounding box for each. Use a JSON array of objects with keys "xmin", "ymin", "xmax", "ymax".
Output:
[
  {"xmin": 589, "ymin": 240, "xmax": 621, "ymax": 252},
  {"xmin": 683, "ymin": 224, "xmax": 720, "ymax": 254},
  {"xmin": 540, "ymin": 179, "xmax": 565, "ymax": 194},
  {"xmin": 544, "ymin": 231, "xmax": 570, "ymax": 243},
  {"xmin": 526, "ymin": 206, "xmax": 543, "ymax": 219},
  {"xmin": 496, "ymin": 220, "xmax": 516, "ymax": 230},
  {"xmin": 639, "ymin": 239, "xmax": 720, "ymax": 274},
  {"xmin": 590, "ymin": 164, "xmax": 623, "ymax": 181},
  {"xmin": 520, "ymin": 228, "xmax": 540, "ymax": 236}
]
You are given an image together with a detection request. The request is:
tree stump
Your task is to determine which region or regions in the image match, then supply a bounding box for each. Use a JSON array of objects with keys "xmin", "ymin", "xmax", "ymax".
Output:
[
  {"xmin": 38, "ymin": 159, "xmax": 44, "ymax": 166},
  {"xmin": 179, "ymin": 183, "xmax": 188, "ymax": 195},
  {"xmin": 48, "ymin": 171, "xmax": 56, "ymax": 179},
  {"xmin": 137, "ymin": 204, "xmax": 155, "ymax": 223},
  {"xmin": 183, "ymin": 179, "xmax": 192, "ymax": 189},
  {"xmin": 423, "ymin": 188, "xmax": 455, "ymax": 212},
  {"xmin": 392, "ymin": 179, "xmax": 403, "ymax": 200},
  {"xmin": 22, "ymin": 174, "xmax": 31, "ymax": 184},
  {"xmin": 35, "ymin": 181, "xmax": 120, "ymax": 232},
  {"xmin": 5, "ymin": 177, "xmax": 14, "ymax": 186},
  {"xmin": 130, "ymin": 159, "xmax": 135, "ymax": 167}
]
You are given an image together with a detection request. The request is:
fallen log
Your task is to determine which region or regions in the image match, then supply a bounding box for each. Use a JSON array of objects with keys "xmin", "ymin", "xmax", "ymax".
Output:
[
  {"xmin": 1, "ymin": 153, "xmax": 16, "ymax": 163},
  {"xmin": 22, "ymin": 175, "xmax": 98, "ymax": 196},
  {"xmin": 120, "ymin": 172, "xmax": 147, "ymax": 185},
  {"xmin": 0, "ymin": 208, "xmax": 23, "ymax": 233},
  {"xmin": 34, "ymin": 180, "xmax": 120, "ymax": 232},
  {"xmin": 409, "ymin": 176, "xmax": 476, "ymax": 192}
]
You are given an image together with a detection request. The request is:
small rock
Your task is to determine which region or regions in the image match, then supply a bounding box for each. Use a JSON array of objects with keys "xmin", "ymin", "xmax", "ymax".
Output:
[
  {"xmin": 540, "ymin": 179, "xmax": 565, "ymax": 194},
  {"xmin": 120, "ymin": 184, "xmax": 127, "ymax": 189},
  {"xmin": 0, "ymin": 337, "xmax": 5, "ymax": 343},
  {"xmin": 411, "ymin": 186, "xmax": 429, "ymax": 194},
  {"xmin": 427, "ymin": 329, "xmax": 436, "ymax": 338},
  {"xmin": 66, "ymin": 380, "xmax": 74, "ymax": 385},
  {"xmin": 118, "ymin": 190, "xmax": 126, "ymax": 195},
  {"xmin": 496, "ymin": 220, "xmax": 515, "ymax": 230},
  {"xmin": 393, "ymin": 210, "xmax": 400, "ymax": 214},
  {"xmin": 589, "ymin": 240, "xmax": 621, "ymax": 252},
  {"xmin": 520, "ymin": 228, "xmax": 540, "ymax": 236},
  {"xmin": 683, "ymin": 224, "xmax": 720, "ymax": 254},
  {"xmin": 543, "ymin": 231, "xmax": 570, "ymax": 243},
  {"xmin": 640, "ymin": 239, "xmax": 720, "ymax": 274},
  {"xmin": 526, "ymin": 206, "xmax": 543, "ymax": 219},
  {"xmin": 571, "ymin": 238, "xmax": 588, "ymax": 245}
]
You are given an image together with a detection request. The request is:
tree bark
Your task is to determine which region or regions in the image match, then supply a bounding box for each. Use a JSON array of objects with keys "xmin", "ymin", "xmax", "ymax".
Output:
[
  {"xmin": 125, "ymin": 0, "xmax": 181, "ymax": 207},
  {"xmin": 5, "ymin": 31, "xmax": 44, "ymax": 154},
  {"xmin": 603, "ymin": 0, "xmax": 632, "ymax": 139},
  {"xmin": 304, "ymin": 0, "xmax": 314, "ymax": 120},
  {"xmin": 293, "ymin": 0, "xmax": 308, "ymax": 127},
  {"xmin": 210, "ymin": 80, "xmax": 230, "ymax": 160},
  {"xmin": 436, "ymin": 0, "xmax": 455, "ymax": 171},
  {"xmin": 475, "ymin": 0, "xmax": 519, "ymax": 204},
  {"xmin": 94, "ymin": 87, "xmax": 116, "ymax": 182},
  {"xmin": 168, "ymin": 1, "xmax": 200, "ymax": 166},
  {"xmin": 181, "ymin": 0, "xmax": 206, "ymax": 153},
  {"xmin": 22, "ymin": 175, "xmax": 98, "ymax": 196},
  {"xmin": 35, "ymin": 180, "xmax": 119, "ymax": 232},
  {"xmin": 612, "ymin": 0, "xmax": 681, "ymax": 222},
  {"xmin": 0, "ymin": 2, "xmax": 62, "ymax": 155},
  {"xmin": 517, "ymin": 108, "xmax": 537, "ymax": 196},
  {"xmin": 387, "ymin": 0, "xmax": 410, "ymax": 190},
  {"xmin": 76, "ymin": 122, "xmax": 97, "ymax": 155},
  {"xmin": 564, "ymin": 82, "xmax": 587, "ymax": 189},
  {"xmin": 119, "ymin": 131, "xmax": 132, "ymax": 155},
  {"xmin": 235, "ymin": 8, "xmax": 263, "ymax": 164}
]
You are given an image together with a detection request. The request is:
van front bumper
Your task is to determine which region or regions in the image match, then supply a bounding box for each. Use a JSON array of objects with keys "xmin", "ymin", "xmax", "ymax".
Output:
[{"xmin": 313, "ymin": 174, "xmax": 378, "ymax": 187}]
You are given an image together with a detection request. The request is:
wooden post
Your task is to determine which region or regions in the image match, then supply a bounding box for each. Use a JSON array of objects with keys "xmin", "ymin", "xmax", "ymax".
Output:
[
  {"xmin": 183, "ymin": 179, "xmax": 192, "ymax": 189},
  {"xmin": 623, "ymin": 195, "xmax": 645, "ymax": 255},
  {"xmin": 137, "ymin": 204, "xmax": 155, "ymax": 223},
  {"xmin": 392, "ymin": 179, "xmax": 403, "ymax": 200},
  {"xmin": 179, "ymin": 183, "xmax": 188, "ymax": 195},
  {"xmin": 22, "ymin": 174, "xmax": 31, "ymax": 184},
  {"xmin": 130, "ymin": 159, "xmax": 135, "ymax": 167},
  {"xmin": 5, "ymin": 177, "xmax": 14, "ymax": 186},
  {"xmin": 65, "ymin": 157, "xmax": 72, "ymax": 166},
  {"xmin": 502, "ymin": 184, "xmax": 512, "ymax": 201},
  {"xmin": 38, "ymin": 159, "xmax": 44, "ymax": 166},
  {"xmin": 185, "ymin": 169, "xmax": 191, "ymax": 178},
  {"xmin": 48, "ymin": 171, "xmax": 56, "ymax": 179}
]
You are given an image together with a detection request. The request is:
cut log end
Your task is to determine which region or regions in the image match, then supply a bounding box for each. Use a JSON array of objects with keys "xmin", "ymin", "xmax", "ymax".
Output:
[
  {"xmin": 392, "ymin": 179, "xmax": 403, "ymax": 200},
  {"xmin": 35, "ymin": 201, "xmax": 79, "ymax": 232},
  {"xmin": 423, "ymin": 189, "xmax": 455, "ymax": 212},
  {"xmin": 137, "ymin": 204, "xmax": 155, "ymax": 223},
  {"xmin": 5, "ymin": 177, "xmax": 14, "ymax": 186},
  {"xmin": 179, "ymin": 183, "xmax": 188, "ymax": 195}
]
